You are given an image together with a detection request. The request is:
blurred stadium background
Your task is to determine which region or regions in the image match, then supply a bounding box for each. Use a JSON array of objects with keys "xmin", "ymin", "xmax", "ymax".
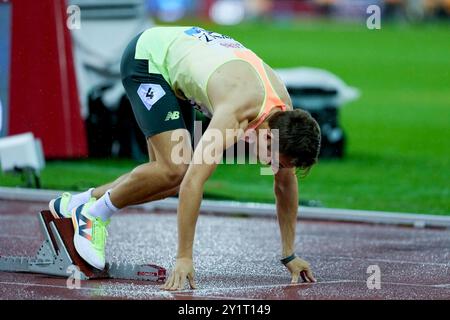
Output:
[{"xmin": 0, "ymin": 0, "xmax": 448, "ymax": 215}]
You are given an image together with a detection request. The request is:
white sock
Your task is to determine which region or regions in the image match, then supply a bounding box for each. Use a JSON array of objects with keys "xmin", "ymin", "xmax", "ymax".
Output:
[
  {"xmin": 68, "ymin": 188, "xmax": 94, "ymax": 211},
  {"xmin": 89, "ymin": 189, "xmax": 119, "ymax": 221}
]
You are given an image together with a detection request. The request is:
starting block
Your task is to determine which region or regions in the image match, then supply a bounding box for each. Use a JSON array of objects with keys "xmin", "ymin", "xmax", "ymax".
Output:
[{"xmin": 0, "ymin": 211, "xmax": 166, "ymax": 282}]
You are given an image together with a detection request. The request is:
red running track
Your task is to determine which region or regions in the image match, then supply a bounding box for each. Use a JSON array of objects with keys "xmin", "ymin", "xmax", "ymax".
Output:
[{"xmin": 0, "ymin": 199, "xmax": 449, "ymax": 300}]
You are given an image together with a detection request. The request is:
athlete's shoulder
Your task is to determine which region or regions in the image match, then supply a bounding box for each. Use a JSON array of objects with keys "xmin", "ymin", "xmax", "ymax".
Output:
[{"xmin": 262, "ymin": 63, "xmax": 292, "ymax": 109}]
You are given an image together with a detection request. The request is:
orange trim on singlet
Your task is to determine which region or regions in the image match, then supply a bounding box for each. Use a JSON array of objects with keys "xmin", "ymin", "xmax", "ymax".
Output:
[{"xmin": 233, "ymin": 50, "xmax": 287, "ymax": 132}]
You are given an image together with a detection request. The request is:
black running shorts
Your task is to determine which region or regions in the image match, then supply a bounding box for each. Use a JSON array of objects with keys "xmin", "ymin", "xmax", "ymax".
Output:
[{"xmin": 120, "ymin": 33, "xmax": 195, "ymax": 139}]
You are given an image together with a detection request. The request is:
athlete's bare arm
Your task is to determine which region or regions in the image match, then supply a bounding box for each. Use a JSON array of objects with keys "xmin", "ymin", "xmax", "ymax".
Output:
[
  {"xmin": 162, "ymin": 106, "xmax": 248, "ymax": 291},
  {"xmin": 274, "ymin": 168, "xmax": 316, "ymax": 283},
  {"xmin": 162, "ymin": 60, "xmax": 300, "ymax": 290}
]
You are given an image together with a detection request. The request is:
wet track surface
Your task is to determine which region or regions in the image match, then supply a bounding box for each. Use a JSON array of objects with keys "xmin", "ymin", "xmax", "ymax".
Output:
[{"xmin": 0, "ymin": 200, "xmax": 449, "ymax": 300}]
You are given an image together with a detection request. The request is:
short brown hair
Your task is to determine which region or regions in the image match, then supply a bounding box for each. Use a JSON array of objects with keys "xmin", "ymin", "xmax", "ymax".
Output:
[{"xmin": 268, "ymin": 109, "xmax": 321, "ymax": 172}]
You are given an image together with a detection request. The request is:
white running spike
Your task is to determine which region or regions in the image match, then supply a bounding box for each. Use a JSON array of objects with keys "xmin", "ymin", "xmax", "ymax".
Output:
[{"xmin": 0, "ymin": 211, "xmax": 166, "ymax": 282}]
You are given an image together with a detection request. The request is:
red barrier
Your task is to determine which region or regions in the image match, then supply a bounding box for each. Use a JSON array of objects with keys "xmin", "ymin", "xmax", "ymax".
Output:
[{"xmin": 8, "ymin": 0, "xmax": 87, "ymax": 158}]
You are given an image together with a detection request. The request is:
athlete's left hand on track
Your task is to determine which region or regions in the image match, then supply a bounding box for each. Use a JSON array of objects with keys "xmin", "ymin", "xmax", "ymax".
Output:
[
  {"xmin": 285, "ymin": 257, "xmax": 317, "ymax": 283},
  {"xmin": 161, "ymin": 257, "xmax": 197, "ymax": 291}
]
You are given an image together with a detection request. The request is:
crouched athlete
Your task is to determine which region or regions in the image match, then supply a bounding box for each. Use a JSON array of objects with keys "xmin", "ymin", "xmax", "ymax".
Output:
[{"xmin": 49, "ymin": 26, "xmax": 321, "ymax": 290}]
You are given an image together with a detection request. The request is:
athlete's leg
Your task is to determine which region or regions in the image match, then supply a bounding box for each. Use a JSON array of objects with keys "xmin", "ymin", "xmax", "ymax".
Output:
[
  {"xmin": 62, "ymin": 31, "xmax": 195, "ymax": 270},
  {"xmin": 108, "ymin": 129, "xmax": 191, "ymax": 208},
  {"xmin": 131, "ymin": 185, "xmax": 180, "ymax": 205},
  {"xmin": 112, "ymin": 95, "xmax": 194, "ymax": 206},
  {"xmin": 91, "ymin": 140, "xmax": 155, "ymax": 199},
  {"xmin": 92, "ymin": 173, "xmax": 129, "ymax": 199},
  {"xmin": 91, "ymin": 123, "xmax": 188, "ymax": 205},
  {"xmin": 93, "ymin": 174, "xmax": 180, "ymax": 204}
]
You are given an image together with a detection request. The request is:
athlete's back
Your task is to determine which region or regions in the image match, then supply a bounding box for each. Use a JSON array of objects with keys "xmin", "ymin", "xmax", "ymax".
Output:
[{"xmin": 136, "ymin": 27, "xmax": 251, "ymax": 114}]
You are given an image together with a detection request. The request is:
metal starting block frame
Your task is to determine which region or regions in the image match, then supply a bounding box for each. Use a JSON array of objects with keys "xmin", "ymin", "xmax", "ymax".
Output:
[{"xmin": 0, "ymin": 211, "xmax": 166, "ymax": 282}]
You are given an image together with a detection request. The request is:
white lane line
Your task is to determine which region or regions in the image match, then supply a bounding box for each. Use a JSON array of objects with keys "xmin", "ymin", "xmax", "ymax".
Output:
[
  {"xmin": 316, "ymin": 279, "xmax": 450, "ymax": 290},
  {"xmin": 177, "ymin": 280, "xmax": 357, "ymax": 294},
  {"xmin": 0, "ymin": 280, "xmax": 252, "ymax": 300},
  {"xmin": 170, "ymin": 278, "xmax": 450, "ymax": 295},
  {"xmin": 0, "ymin": 280, "xmax": 255, "ymax": 300},
  {"xmin": 0, "ymin": 279, "xmax": 349, "ymax": 298},
  {"xmin": 0, "ymin": 277, "xmax": 449, "ymax": 300},
  {"xmin": 0, "ymin": 280, "xmax": 172, "ymax": 298},
  {"xmin": 386, "ymin": 281, "xmax": 450, "ymax": 289},
  {"xmin": 306, "ymin": 255, "xmax": 450, "ymax": 267}
]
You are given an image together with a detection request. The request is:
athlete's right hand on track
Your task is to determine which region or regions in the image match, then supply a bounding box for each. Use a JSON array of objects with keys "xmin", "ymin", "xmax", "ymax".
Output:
[
  {"xmin": 285, "ymin": 257, "xmax": 316, "ymax": 284},
  {"xmin": 161, "ymin": 257, "xmax": 197, "ymax": 291}
]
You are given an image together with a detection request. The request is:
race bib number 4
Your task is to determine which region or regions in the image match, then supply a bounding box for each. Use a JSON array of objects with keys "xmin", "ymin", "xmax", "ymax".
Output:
[{"xmin": 137, "ymin": 84, "xmax": 166, "ymax": 111}]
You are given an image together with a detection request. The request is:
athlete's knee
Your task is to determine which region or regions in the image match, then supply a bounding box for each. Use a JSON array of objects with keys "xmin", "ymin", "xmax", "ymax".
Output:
[
  {"xmin": 128, "ymin": 162, "xmax": 185, "ymax": 190},
  {"xmin": 162, "ymin": 163, "xmax": 188, "ymax": 186}
]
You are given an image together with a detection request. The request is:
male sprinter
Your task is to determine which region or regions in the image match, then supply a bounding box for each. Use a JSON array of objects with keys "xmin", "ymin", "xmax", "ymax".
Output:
[{"xmin": 49, "ymin": 26, "xmax": 321, "ymax": 290}]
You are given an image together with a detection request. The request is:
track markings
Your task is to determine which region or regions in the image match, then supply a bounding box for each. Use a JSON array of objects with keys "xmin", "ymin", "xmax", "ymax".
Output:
[
  {"xmin": 305, "ymin": 255, "xmax": 450, "ymax": 267},
  {"xmin": 1, "ymin": 276, "xmax": 448, "ymax": 300}
]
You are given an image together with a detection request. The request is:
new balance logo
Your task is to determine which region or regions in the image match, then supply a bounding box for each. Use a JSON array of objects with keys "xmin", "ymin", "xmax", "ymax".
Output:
[{"xmin": 165, "ymin": 111, "xmax": 180, "ymax": 121}]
